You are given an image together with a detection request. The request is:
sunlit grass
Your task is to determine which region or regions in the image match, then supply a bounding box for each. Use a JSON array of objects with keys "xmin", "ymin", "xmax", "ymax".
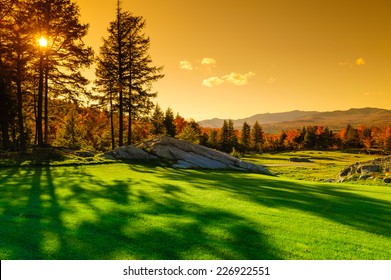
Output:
[
  {"xmin": 244, "ymin": 151, "xmax": 378, "ymax": 182},
  {"xmin": 0, "ymin": 161, "xmax": 390, "ymax": 260}
]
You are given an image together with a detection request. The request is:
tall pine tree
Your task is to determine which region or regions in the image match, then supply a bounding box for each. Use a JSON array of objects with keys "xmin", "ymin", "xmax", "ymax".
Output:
[
  {"xmin": 240, "ymin": 121, "xmax": 251, "ymax": 152},
  {"xmin": 95, "ymin": 0, "xmax": 163, "ymax": 147},
  {"xmin": 251, "ymin": 121, "xmax": 263, "ymax": 152}
]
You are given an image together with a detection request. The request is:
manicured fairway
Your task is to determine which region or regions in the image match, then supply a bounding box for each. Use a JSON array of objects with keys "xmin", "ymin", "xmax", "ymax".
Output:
[{"xmin": 0, "ymin": 162, "xmax": 390, "ymax": 259}]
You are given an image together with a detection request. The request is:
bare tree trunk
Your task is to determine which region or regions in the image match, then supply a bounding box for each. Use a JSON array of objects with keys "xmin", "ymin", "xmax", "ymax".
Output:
[
  {"xmin": 117, "ymin": 0, "xmax": 123, "ymax": 147},
  {"xmin": 0, "ymin": 75, "xmax": 10, "ymax": 150},
  {"xmin": 36, "ymin": 51, "xmax": 44, "ymax": 146},
  {"xmin": 110, "ymin": 92, "xmax": 115, "ymax": 150},
  {"xmin": 44, "ymin": 54, "xmax": 49, "ymax": 145},
  {"xmin": 16, "ymin": 46, "xmax": 26, "ymax": 152},
  {"xmin": 127, "ymin": 71, "xmax": 132, "ymax": 145}
]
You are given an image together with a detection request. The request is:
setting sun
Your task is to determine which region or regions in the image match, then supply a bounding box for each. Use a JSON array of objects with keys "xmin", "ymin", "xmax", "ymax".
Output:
[{"xmin": 38, "ymin": 36, "xmax": 47, "ymax": 47}]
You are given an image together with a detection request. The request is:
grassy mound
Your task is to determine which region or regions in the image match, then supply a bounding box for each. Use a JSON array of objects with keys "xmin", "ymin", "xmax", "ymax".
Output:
[{"xmin": 0, "ymin": 162, "xmax": 390, "ymax": 259}]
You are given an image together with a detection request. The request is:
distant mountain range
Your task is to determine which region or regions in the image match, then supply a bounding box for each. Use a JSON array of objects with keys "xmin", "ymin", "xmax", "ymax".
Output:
[{"xmin": 198, "ymin": 108, "xmax": 391, "ymax": 133}]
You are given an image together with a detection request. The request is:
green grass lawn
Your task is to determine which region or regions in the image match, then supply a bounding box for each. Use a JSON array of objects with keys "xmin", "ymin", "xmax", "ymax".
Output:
[
  {"xmin": 1, "ymin": 159, "xmax": 390, "ymax": 260},
  {"xmin": 244, "ymin": 151, "xmax": 378, "ymax": 182}
]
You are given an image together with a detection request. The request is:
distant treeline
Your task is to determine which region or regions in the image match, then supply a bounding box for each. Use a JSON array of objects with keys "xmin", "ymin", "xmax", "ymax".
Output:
[
  {"xmin": 195, "ymin": 120, "xmax": 391, "ymax": 155},
  {"xmin": 2, "ymin": 101, "xmax": 391, "ymax": 155}
]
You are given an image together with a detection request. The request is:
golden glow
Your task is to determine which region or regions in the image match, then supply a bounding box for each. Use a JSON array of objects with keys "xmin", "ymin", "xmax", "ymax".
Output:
[
  {"xmin": 38, "ymin": 37, "xmax": 48, "ymax": 47},
  {"xmin": 77, "ymin": 0, "xmax": 391, "ymax": 119}
]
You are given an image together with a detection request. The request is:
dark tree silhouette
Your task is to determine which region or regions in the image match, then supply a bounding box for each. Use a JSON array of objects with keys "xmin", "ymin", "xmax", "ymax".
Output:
[{"xmin": 95, "ymin": 0, "xmax": 163, "ymax": 147}]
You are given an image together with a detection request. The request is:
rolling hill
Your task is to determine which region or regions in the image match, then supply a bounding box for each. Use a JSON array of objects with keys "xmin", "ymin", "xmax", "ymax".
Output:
[{"xmin": 199, "ymin": 107, "xmax": 391, "ymax": 133}]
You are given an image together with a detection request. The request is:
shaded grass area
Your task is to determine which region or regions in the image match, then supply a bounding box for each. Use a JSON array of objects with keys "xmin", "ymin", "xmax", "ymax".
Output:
[
  {"xmin": 0, "ymin": 148, "xmax": 115, "ymax": 167},
  {"xmin": 0, "ymin": 163, "xmax": 390, "ymax": 259}
]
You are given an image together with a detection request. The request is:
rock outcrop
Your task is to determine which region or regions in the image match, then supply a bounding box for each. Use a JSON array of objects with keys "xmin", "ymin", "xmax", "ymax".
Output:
[
  {"xmin": 138, "ymin": 136, "xmax": 274, "ymax": 175},
  {"xmin": 104, "ymin": 136, "xmax": 273, "ymax": 175},
  {"xmin": 338, "ymin": 155, "xmax": 391, "ymax": 183},
  {"xmin": 105, "ymin": 145, "xmax": 158, "ymax": 160}
]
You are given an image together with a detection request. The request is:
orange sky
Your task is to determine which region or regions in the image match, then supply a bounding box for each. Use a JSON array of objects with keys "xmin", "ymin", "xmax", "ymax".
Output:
[{"xmin": 77, "ymin": 0, "xmax": 391, "ymax": 120}]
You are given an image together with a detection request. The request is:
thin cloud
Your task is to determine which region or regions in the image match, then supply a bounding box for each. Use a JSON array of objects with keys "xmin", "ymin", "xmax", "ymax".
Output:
[
  {"xmin": 363, "ymin": 90, "xmax": 383, "ymax": 96},
  {"xmin": 267, "ymin": 77, "xmax": 277, "ymax": 84},
  {"xmin": 179, "ymin": 60, "xmax": 193, "ymax": 70},
  {"xmin": 339, "ymin": 60, "xmax": 351, "ymax": 67},
  {"xmin": 222, "ymin": 72, "xmax": 256, "ymax": 86},
  {"xmin": 339, "ymin": 58, "xmax": 366, "ymax": 67},
  {"xmin": 201, "ymin": 57, "xmax": 217, "ymax": 66},
  {"xmin": 202, "ymin": 72, "xmax": 256, "ymax": 87},
  {"xmin": 202, "ymin": 76, "xmax": 225, "ymax": 87},
  {"xmin": 356, "ymin": 57, "xmax": 366, "ymax": 66}
]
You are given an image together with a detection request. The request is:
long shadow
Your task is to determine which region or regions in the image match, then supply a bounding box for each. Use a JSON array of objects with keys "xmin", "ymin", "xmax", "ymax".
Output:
[
  {"xmin": 1, "ymin": 162, "xmax": 390, "ymax": 260},
  {"xmin": 0, "ymin": 163, "xmax": 280, "ymax": 259},
  {"xmin": 157, "ymin": 169, "xmax": 391, "ymax": 238},
  {"xmin": 0, "ymin": 166, "xmax": 44, "ymax": 259}
]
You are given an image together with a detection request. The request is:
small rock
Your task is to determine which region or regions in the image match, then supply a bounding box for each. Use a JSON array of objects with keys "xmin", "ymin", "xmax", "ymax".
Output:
[
  {"xmin": 383, "ymin": 177, "xmax": 391, "ymax": 184},
  {"xmin": 359, "ymin": 174, "xmax": 371, "ymax": 180},
  {"xmin": 324, "ymin": 179, "xmax": 335, "ymax": 183},
  {"xmin": 359, "ymin": 164, "xmax": 380, "ymax": 174}
]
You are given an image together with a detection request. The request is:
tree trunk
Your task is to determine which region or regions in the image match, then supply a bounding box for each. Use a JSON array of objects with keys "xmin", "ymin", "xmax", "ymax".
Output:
[
  {"xmin": 43, "ymin": 1, "xmax": 51, "ymax": 146},
  {"xmin": 44, "ymin": 54, "xmax": 49, "ymax": 145},
  {"xmin": 117, "ymin": 2, "xmax": 123, "ymax": 147},
  {"xmin": 127, "ymin": 69, "xmax": 132, "ymax": 145},
  {"xmin": 16, "ymin": 48, "xmax": 26, "ymax": 152},
  {"xmin": 0, "ymin": 75, "xmax": 10, "ymax": 150},
  {"xmin": 36, "ymin": 51, "xmax": 44, "ymax": 146},
  {"xmin": 127, "ymin": 106, "xmax": 132, "ymax": 145},
  {"xmin": 110, "ymin": 92, "xmax": 115, "ymax": 150}
]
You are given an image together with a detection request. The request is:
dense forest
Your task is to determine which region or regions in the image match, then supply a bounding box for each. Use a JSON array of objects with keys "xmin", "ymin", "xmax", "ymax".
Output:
[{"xmin": 1, "ymin": 0, "xmax": 391, "ymax": 155}]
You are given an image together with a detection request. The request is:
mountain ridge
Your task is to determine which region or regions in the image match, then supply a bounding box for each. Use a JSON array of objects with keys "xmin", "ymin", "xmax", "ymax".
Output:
[{"xmin": 198, "ymin": 107, "xmax": 391, "ymax": 133}]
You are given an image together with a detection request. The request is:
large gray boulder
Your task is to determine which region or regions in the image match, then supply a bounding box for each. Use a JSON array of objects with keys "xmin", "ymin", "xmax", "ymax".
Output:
[
  {"xmin": 138, "ymin": 136, "xmax": 274, "ymax": 175},
  {"xmin": 105, "ymin": 145, "xmax": 157, "ymax": 160}
]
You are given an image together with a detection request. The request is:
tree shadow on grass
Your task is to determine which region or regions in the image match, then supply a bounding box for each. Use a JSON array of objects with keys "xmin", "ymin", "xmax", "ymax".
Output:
[
  {"xmin": 0, "ymin": 164, "xmax": 281, "ymax": 259},
  {"xmin": 1, "ymin": 162, "xmax": 390, "ymax": 259},
  {"xmin": 157, "ymin": 169, "xmax": 391, "ymax": 239}
]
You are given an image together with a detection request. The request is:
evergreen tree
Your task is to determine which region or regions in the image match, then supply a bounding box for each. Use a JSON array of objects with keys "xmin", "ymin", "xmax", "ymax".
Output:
[
  {"xmin": 219, "ymin": 120, "xmax": 237, "ymax": 153},
  {"xmin": 150, "ymin": 104, "xmax": 165, "ymax": 135},
  {"xmin": 207, "ymin": 129, "xmax": 219, "ymax": 149},
  {"xmin": 163, "ymin": 108, "xmax": 176, "ymax": 137},
  {"xmin": 322, "ymin": 127, "xmax": 334, "ymax": 149},
  {"xmin": 95, "ymin": 0, "xmax": 163, "ymax": 147},
  {"xmin": 178, "ymin": 120, "xmax": 201, "ymax": 144},
  {"xmin": 240, "ymin": 121, "xmax": 251, "ymax": 152},
  {"xmin": 303, "ymin": 126, "xmax": 316, "ymax": 149},
  {"xmin": 343, "ymin": 124, "xmax": 360, "ymax": 148},
  {"xmin": 0, "ymin": 13, "xmax": 12, "ymax": 149},
  {"xmin": 219, "ymin": 120, "xmax": 230, "ymax": 152},
  {"xmin": 0, "ymin": 0, "xmax": 26, "ymax": 150},
  {"xmin": 278, "ymin": 130, "xmax": 287, "ymax": 150},
  {"xmin": 251, "ymin": 121, "xmax": 263, "ymax": 152}
]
